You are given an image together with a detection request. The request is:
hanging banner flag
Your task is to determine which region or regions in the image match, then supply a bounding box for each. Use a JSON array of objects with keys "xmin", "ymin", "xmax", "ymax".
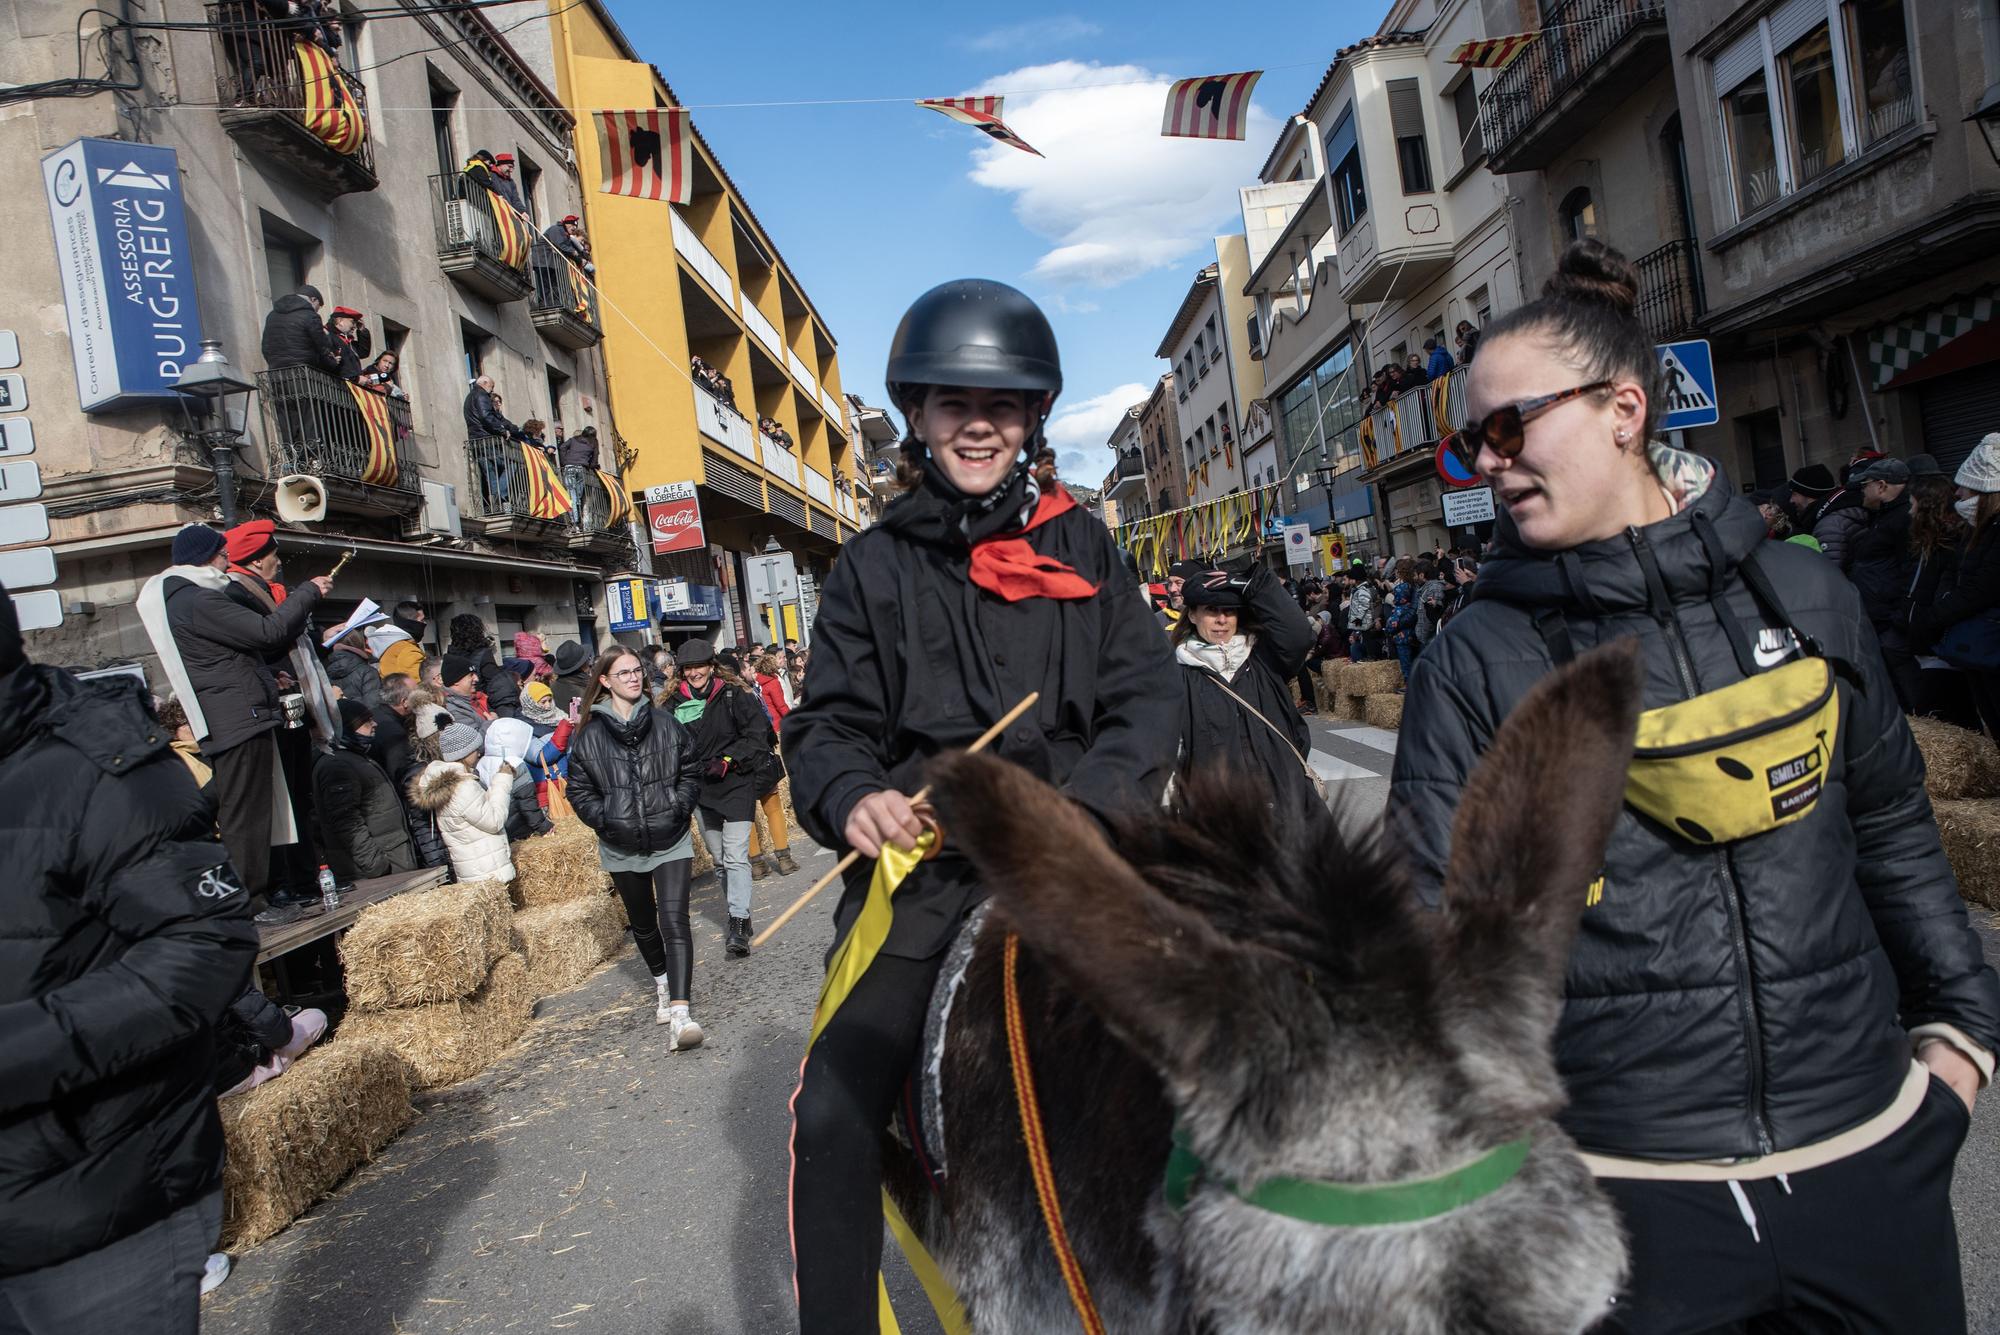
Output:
[
  {"xmin": 917, "ymin": 96, "xmax": 1044, "ymax": 158},
  {"xmin": 517, "ymin": 444, "xmax": 574, "ymax": 519},
  {"xmin": 596, "ymin": 470, "xmax": 632, "ymax": 529},
  {"xmin": 294, "ymin": 41, "xmax": 365, "ymax": 156},
  {"xmin": 1160, "ymin": 71, "xmax": 1262, "ymax": 140},
  {"xmin": 595, "ymin": 108, "xmax": 694, "ymax": 203},
  {"xmin": 1448, "ymin": 34, "xmax": 1536, "ymax": 69},
  {"xmin": 344, "ymin": 382, "xmax": 399, "ymax": 487}
]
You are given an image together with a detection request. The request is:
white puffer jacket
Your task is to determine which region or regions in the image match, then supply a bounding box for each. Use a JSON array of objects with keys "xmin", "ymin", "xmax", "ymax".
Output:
[{"xmin": 408, "ymin": 761, "xmax": 515, "ymax": 883}]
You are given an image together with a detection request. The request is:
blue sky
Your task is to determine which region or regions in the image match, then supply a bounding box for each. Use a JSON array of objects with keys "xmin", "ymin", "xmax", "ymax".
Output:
[{"xmin": 603, "ymin": 3, "xmax": 1377, "ymax": 479}]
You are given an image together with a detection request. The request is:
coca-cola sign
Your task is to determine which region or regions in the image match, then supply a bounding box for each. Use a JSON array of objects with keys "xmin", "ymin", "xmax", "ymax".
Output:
[{"xmin": 646, "ymin": 481, "xmax": 705, "ymax": 555}]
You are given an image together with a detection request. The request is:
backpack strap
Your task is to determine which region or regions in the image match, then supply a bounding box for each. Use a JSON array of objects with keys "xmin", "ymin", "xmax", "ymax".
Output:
[{"xmin": 1531, "ymin": 608, "xmax": 1575, "ymax": 666}]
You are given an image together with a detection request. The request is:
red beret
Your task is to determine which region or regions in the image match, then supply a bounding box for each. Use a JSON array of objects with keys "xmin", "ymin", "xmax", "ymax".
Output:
[
  {"xmin": 331, "ymin": 305, "xmax": 363, "ymax": 318},
  {"xmin": 224, "ymin": 519, "xmax": 277, "ymax": 563},
  {"xmin": 560, "ymin": 214, "xmax": 580, "ymax": 224},
  {"xmin": 495, "ymin": 152, "xmax": 515, "ymax": 164}
]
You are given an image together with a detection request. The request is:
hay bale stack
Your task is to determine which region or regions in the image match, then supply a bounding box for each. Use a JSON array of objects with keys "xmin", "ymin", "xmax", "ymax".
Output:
[
  {"xmin": 1345, "ymin": 659, "xmax": 1404, "ymax": 695},
  {"xmin": 218, "ymin": 1038, "xmax": 413, "ymax": 1249},
  {"xmin": 689, "ymin": 816, "xmax": 715, "ymax": 876},
  {"xmin": 338, "ymin": 881, "xmax": 512, "ymax": 1010},
  {"xmin": 1364, "ymin": 693, "xmax": 1404, "ymax": 731},
  {"xmin": 1909, "ymin": 716, "xmax": 2000, "ymax": 800},
  {"xmin": 1934, "ymin": 799, "xmax": 2000, "ymax": 911},
  {"xmin": 340, "ymin": 953, "xmax": 533, "ymax": 1089},
  {"xmin": 515, "ymin": 895, "xmax": 630, "ymax": 999},
  {"xmin": 511, "ymin": 820, "xmax": 611, "ymax": 908}
]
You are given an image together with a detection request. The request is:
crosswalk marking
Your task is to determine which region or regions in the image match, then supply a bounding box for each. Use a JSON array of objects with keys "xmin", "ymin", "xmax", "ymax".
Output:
[
  {"xmin": 1309, "ymin": 749, "xmax": 1380, "ymax": 782},
  {"xmin": 1323, "ymin": 724, "xmax": 1399, "ymax": 755}
]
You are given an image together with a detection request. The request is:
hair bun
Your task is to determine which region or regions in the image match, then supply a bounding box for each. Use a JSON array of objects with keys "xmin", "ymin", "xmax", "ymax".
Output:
[{"xmin": 1546, "ymin": 238, "xmax": 1640, "ymax": 318}]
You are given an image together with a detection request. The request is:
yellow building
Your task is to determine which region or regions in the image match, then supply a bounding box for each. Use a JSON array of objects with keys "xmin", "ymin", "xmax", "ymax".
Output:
[{"xmin": 544, "ymin": 0, "xmax": 869, "ymax": 646}]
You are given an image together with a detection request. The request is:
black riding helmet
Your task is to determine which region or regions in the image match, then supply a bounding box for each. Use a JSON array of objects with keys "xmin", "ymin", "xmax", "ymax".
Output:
[{"xmin": 885, "ymin": 279, "xmax": 1062, "ymax": 417}]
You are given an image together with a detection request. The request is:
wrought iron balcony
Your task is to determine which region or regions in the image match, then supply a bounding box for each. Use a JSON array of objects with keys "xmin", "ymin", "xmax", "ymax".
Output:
[
  {"xmin": 256, "ymin": 365, "xmax": 417, "ymax": 513},
  {"xmin": 207, "ymin": 5, "xmax": 377, "ymax": 196},
  {"xmin": 529, "ymin": 241, "xmax": 603, "ymax": 350},
  {"xmin": 1634, "ymin": 238, "xmax": 1705, "ymax": 342},
  {"xmin": 430, "ymin": 174, "xmax": 533, "ymax": 304},
  {"xmin": 1478, "ymin": 0, "xmax": 1669, "ymax": 174}
]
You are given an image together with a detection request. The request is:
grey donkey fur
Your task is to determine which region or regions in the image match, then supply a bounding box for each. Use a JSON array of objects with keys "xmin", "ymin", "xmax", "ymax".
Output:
[{"xmin": 904, "ymin": 642, "xmax": 1643, "ymax": 1334}]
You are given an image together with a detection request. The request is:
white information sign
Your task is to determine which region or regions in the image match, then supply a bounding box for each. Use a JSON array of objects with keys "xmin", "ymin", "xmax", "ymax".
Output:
[{"xmin": 1440, "ymin": 486, "xmax": 1497, "ymax": 527}]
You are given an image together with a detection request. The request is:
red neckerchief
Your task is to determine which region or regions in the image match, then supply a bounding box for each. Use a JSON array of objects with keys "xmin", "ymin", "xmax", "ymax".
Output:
[
  {"xmin": 966, "ymin": 487, "xmax": 1098, "ymax": 603},
  {"xmin": 227, "ymin": 563, "xmax": 287, "ymax": 605}
]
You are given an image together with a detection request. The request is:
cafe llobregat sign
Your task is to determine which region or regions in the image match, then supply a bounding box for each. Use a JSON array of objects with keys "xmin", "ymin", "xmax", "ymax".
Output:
[{"xmin": 645, "ymin": 480, "xmax": 705, "ymax": 555}]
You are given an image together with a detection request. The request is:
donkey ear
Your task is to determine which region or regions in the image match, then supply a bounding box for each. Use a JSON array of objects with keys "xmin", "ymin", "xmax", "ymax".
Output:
[
  {"xmin": 1438, "ymin": 642, "xmax": 1641, "ymax": 1036},
  {"xmin": 926, "ymin": 752, "xmax": 1240, "ymax": 1082}
]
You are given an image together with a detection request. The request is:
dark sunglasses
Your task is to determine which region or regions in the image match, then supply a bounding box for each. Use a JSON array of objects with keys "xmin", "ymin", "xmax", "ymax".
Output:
[{"xmin": 1445, "ymin": 381, "xmax": 1612, "ymax": 472}]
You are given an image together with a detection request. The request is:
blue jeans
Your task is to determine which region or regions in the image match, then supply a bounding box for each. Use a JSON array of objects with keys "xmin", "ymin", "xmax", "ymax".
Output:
[
  {"xmin": 696, "ymin": 808, "xmax": 753, "ymax": 919},
  {"xmin": 481, "ymin": 454, "xmax": 515, "ymax": 511},
  {"xmin": 0, "ymin": 1190, "xmax": 219, "ymax": 1335}
]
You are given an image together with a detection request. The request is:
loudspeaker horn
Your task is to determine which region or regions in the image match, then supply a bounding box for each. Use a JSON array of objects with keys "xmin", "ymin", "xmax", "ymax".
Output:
[{"xmin": 274, "ymin": 473, "xmax": 328, "ymax": 523}]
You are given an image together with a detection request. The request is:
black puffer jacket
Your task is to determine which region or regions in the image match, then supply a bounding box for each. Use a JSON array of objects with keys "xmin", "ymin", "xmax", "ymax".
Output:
[
  {"xmin": 567, "ymin": 701, "xmax": 701, "ymax": 857},
  {"xmin": 1391, "ymin": 467, "xmax": 2000, "ymax": 1161},
  {"xmin": 165, "ymin": 574, "xmax": 321, "ymax": 755},
  {"xmin": 670, "ymin": 676, "xmax": 774, "ymax": 822},
  {"xmin": 1912, "ymin": 522, "xmax": 2000, "ymax": 647},
  {"xmin": 312, "ymin": 739, "xmax": 417, "ymax": 881},
  {"xmin": 0, "ymin": 664, "xmax": 256, "ymax": 1275},
  {"xmin": 1174, "ymin": 565, "xmax": 1318, "ymax": 806},
  {"xmin": 259, "ymin": 294, "xmax": 337, "ymax": 373},
  {"xmin": 1845, "ymin": 494, "xmax": 1913, "ymax": 627},
  {"xmin": 325, "ymin": 643, "xmax": 382, "ymax": 709}
]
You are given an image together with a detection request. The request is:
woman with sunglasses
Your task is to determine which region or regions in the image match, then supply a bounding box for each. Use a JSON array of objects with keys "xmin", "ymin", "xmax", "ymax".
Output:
[{"xmin": 1390, "ymin": 239, "xmax": 1999, "ymax": 1333}]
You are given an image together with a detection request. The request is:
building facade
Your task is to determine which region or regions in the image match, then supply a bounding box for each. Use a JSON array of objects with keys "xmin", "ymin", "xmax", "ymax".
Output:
[
  {"xmin": 4, "ymin": 0, "xmax": 628, "ymax": 670},
  {"xmin": 1100, "ymin": 401, "xmax": 1148, "ymax": 522},
  {"xmin": 1137, "ymin": 373, "xmax": 1190, "ymax": 514},
  {"xmin": 1159, "ymin": 262, "xmax": 1248, "ymax": 505}
]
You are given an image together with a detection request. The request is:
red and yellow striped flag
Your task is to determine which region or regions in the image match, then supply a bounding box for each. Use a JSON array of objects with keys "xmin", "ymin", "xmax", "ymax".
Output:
[
  {"xmin": 1359, "ymin": 415, "xmax": 1379, "ymax": 469},
  {"xmin": 518, "ymin": 445, "xmax": 574, "ymax": 520},
  {"xmin": 595, "ymin": 471, "xmax": 632, "ymax": 529},
  {"xmin": 917, "ymin": 96, "xmax": 1043, "ymax": 158},
  {"xmin": 485, "ymin": 189, "xmax": 535, "ymax": 270},
  {"xmin": 1448, "ymin": 34, "xmax": 1535, "ymax": 69},
  {"xmin": 294, "ymin": 40, "xmax": 365, "ymax": 156},
  {"xmin": 345, "ymin": 383, "xmax": 399, "ymax": 488}
]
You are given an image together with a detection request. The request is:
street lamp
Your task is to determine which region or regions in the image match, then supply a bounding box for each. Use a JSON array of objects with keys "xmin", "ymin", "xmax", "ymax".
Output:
[
  {"xmin": 173, "ymin": 339, "xmax": 257, "ymax": 526},
  {"xmin": 1970, "ymin": 83, "xmax": 2000, "ymax": 164}
]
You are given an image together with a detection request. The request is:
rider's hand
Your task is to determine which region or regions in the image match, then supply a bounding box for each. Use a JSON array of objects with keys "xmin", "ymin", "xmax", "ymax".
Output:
[
  {"xmin": 308, "ymin": 575, "xmax": 335, "ymax": 596},
  {"xmin": 845, "ymin": 790, "xmax": 924, "ymax": 859}
]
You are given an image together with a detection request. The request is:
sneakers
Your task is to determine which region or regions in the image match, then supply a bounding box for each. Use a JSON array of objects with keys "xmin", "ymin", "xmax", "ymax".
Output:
[
  {"xmin": 202, "ymin": 1251, "xmax": 233, "ymax": 1296},
  {"xmin": 727, "ymin": 916, "xmax": 752, "ymax": 957},
  {"xmin": 772, "ymin": 849, "xmax": 799, "ymax": 876},
  {"xmin": 749, "ymin": 854, "xmax": 773, "ymax": 882},
  {"xmin": 667, "ymin": 1005, "xmax": 705, "ymax": 1052}
]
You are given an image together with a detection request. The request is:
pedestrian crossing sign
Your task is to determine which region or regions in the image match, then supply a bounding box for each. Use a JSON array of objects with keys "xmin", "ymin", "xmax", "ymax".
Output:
[{"xmin": 1656, "ymin": 339, "xmax": 1719, "ymax": 431}]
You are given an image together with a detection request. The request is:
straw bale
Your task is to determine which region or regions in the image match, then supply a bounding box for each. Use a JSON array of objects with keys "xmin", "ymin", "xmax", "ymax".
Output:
[
  {"xmin": 1324, "ymin": 660, "xmax": 1354, "ymax": 696},
  {"xmin": 1364, "ymin": 692, "xmax": 1404, "ymax": 731},
  {"xmin": 511, "ymin": 820, "xmax": 611, "ymax": 908},
  {"xmin": 1908, "ymin": 716, "xmax": 2000, "ymax": 801},
  {"xmin": 515, "ymin": 894, "xmax": 629, "ymax": 999},
  {"xmin": 1934, "ymin": 799, "xmax": 2000, "ymax": 911},
  {"xmin": 1345, "ymin": 659, "xmax": 1405, "ymax": 695},
  {"xmin": 690, "ymin": 815, "xmax": 715, "ymax": 876},
  {"xmin": 339, "ymin": 880, "xmax": 512, "ymax": 1010},
  {"xmin": 218, "ymin": 1038, "xmax": 413, "ymax": 1249},
  {"xmin": 339, "ymin": 953, "xmax": 533, "ymax": 1089}
]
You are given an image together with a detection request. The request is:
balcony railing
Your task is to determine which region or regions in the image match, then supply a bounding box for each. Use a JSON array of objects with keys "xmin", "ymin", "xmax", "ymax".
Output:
[
  {"xmin": 819, "ymin": 386, "xmax": 846, "ymax": 432},
  {"xmin": 1633, "ymin": 238, "xmax": 1705, "ymax": 342},
  {"xmin": 787, "ymin": 349, "xmax": 817, "ymax": 396},
  {"xmin": 837, "ymin": 491, "xmax": 857, "ymax": 523},
  {"xmin": 762, "ymin": 432, "xmax": 802, "ymax": 486},
  {"xmin": 1358, "ymin": 368, "xmax": 1466, "ymax": 470},
  {"xmin": 256, "ymin": 364, "xmax": 417, "ymax": 499},
  {"xmin": 804, "ymin": 468, "xmax": 833, "ymax": 506},
  {"xmin": 207, "ymin": 5, "xmax": 376, "ymax": 195},
  {"xmin": 528, "ymin": 241, "xmax": 602, "ymax": 348},
  {"xmin": 430, "ymin": 173, "xmax": 532, "ymax": 302},
  {"xmin": 1479, "ymin": 0, "xmax": 1667, "ymax": 168},
  {"xmin": 742, "ymin": 301, "xmax": 785, "ymax": 359},
  {"xmin": 694, "ymin": 387, "xmax": 757, "ymax": 462},
  {"xmin": 671, "ymin": 212, "xmax": 734, "ymax": 305}
]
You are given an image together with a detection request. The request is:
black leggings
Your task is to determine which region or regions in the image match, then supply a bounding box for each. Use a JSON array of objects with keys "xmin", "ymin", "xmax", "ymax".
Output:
[
  {"xmin": 609, "ymin": 860, "xmax": 693, "ymax": 1000},
  {"xmin": 789, "ymin": 950, "xmax": 942, "ymax": 1335}
]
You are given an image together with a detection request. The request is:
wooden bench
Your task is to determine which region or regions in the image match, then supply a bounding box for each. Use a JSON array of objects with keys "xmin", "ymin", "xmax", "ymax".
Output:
[{"xmin": 256, "ymin": 866, "xmax": 448, "ymax": 965}]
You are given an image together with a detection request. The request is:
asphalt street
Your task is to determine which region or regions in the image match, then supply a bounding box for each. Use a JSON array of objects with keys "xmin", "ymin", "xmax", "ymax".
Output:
[{"xmin": 200, "ymin": 719, "xmax": 2000, "ymax": 1334}]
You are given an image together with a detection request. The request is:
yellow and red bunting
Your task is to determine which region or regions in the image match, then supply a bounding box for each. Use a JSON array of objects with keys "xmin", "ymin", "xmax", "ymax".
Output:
[
  {"xmin": 345, "ymin": 383, "xmax": 399, "ymax": 487},
  {"xmin": 1448, "ymin": 33, "xmax": 1536, "ymax": 69},
  {"xmin": 518, "ymin": 444, "xmax": 574, "ymax": 520},
  {"xmin": 917, "ymin": 96, "xmax": 1044, "ymax": 158},
  {"xmin": 595, "ymin": 470, "xmax": 632, "ymax": 528},
  {"xmin": 294, "ymin": 40, "xmax": 365, "ymax": 156},
  {"xmin": 595, "ymin": 108, "xmax": 694, "ymax": 204}
]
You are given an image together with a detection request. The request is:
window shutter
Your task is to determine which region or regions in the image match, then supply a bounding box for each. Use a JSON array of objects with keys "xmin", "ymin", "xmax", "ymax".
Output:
[
  {"xmin": 1766, "ymin": 0, "xmax": 1830, "ymax": 52},
  {"xmin": 1712, "ymin": 29, "xmax": 1764, "ymax": 97},
  {"xmin": 1387, "ymin": 79, "xmax": 1425, "ymax": 140}
]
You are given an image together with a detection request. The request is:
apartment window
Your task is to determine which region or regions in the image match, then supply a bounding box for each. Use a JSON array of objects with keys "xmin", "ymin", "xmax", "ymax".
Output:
[
  {"xmin": 1720, "ymin": 69, "xmax": 1781, "ymax": 214},
  {"xmin": 1449, "ymin": 76, "xmax": 1485, "ymax": 168},
  {"xmin": 1781, "ymin": 23, "xmax": 1844, "ymax": 185},
  {"xmin": 1847, "ymin": 0, "xmax": 1915, "ymax": 143},
  {"xmin": 517, "ymin": 151, "xmax": 544, "ymax": 226},
  {"xmin": 461, "ymin": 323, "xmax": 492, "ymax": 382},
  {"xmin": 1325, "ymin": 106, "xmax": 1368, "ymax": 235},
  {"xmin": 1387, "ymin": 78, "xmax": 1433, "ymax": 194},
  {"xmin": 428, "ymin": 72, "xmax": 459, "ymax": 181},
  {"xmin": 261, "ymin": 225, "xmax": 311, "ymax": 307},
  {"xmin": 545, "ymin": 365, "xmax": 571, "ymax": 436},
  {"xmin": 1561, "ymin": 187, "xmax": 1599, "ymax": 241}
]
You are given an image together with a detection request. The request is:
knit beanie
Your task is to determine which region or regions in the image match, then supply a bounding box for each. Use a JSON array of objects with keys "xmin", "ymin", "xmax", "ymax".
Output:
[
  {"xmin": 440, "ymin": 653, "xmax": 476, "ymax": 688},
  {"xmin": 438, "ymin": 723, "xmax": 482, "ymax": 762},
  {"xmin": 336, "ymin": 698, "xmax": 373, "ymax": 734},
  {"xmin": 1958, "ymin": 434, "xmax": 2000, "ymax": 494},
  {"xmin": 171, "ymin": 524, "xmax": 227, "ymax": 567}
]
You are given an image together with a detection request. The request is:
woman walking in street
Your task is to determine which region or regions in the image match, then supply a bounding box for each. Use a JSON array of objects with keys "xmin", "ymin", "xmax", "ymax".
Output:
[
  {"xmin": 1911, "ymin": 435, "xmax": 2000, "ymax": 744},
  {"xmin": 782, "ymin": 278, "xmax": 1178, "ymax": 1334},
  {"xmin": 1391, "ymin": 239, "xmax": 1999, "ymax": 1333},
  {"xmin": 1171, "ymin": 558, "xmax": 1320, "ymax": 808},
  {"xmin": 668, "ymin": 639, "xmax": 775, "ymax": 957},
  {"xmin": 565, "ymin": 647, "xmax": 705, "ymax": 1049}
]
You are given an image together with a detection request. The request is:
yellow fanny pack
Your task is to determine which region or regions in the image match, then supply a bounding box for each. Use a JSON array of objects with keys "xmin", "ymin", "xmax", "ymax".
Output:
[{"xmin": 1624, "ymin": 656, "xmax": 1837, "ymax": 845}]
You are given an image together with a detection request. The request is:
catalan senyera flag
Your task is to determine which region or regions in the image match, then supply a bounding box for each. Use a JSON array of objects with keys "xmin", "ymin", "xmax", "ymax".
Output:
[
  {"xmin": 293, "ymin": 40, "xmax": 365, "ymax": 156},
  {"xmin": 483, "ymin": 188, "xmax": 536, "ymax": 271},
  {"xmin": 917, "ymin": 96, "xmax": 1044, "ymax": 158},
  {"xmin": 1449, "ymin": 33, "xmax": 1536, "ymax": 69},
  {"xmin": 518, "ymin": 445, "xmax": 574, "ymax": 520},
  {"xmin": 345, "ymin": 383, "xmax": 399, "ymax": 488},
  {"xmin": 1160, "ymin": 71, "xmax": 1262, "ymax": 140},
  {"xmin": 1359, "ymin": 415, "xmax": 1379, "ymax": 469},
  {"xmin": 595, "ymin": 108, "xmax": 694, "ymax": 204},
  {"xmin": 595, "ymin": 471, "xmax": 632, "ymax": 529}
]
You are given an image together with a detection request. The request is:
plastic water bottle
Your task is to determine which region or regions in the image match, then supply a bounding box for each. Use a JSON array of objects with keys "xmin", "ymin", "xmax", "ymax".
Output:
[{"xmin": 318, "ymin": 864, "xmax": 339, "ymax": 913}]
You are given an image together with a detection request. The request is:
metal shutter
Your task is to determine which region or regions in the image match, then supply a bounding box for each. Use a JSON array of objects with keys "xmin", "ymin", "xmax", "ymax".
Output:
[
  {"xmin": 1387, "ymin": 80, "xmax": 1425, "ymax": 140},
  {"xmin": 1712, "ymin": 29, "xmax": 1765, "ymax": 97},
  {"xmin": 1917, "ymin": 366, "xmax": 2000, "ymax": 476},
  {"xmin": 769, "ymin": 489, "xmax": 806, "ymax": 528},
  {"xmin": 1766, "ymin": 0, "xmax": 1830, "ymax": 53},
  {"xmin": 810, "ymin": 510, "xmax": 837, "ymax": 539},
  {"xmin": 702, "ymin": 451, "xmax": 765, "ymax": 509}
]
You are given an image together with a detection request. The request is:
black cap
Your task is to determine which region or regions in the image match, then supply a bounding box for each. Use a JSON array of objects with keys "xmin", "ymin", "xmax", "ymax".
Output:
[
  {"xmin": 1906, "ymin": 453, "xmax": 1943, "ymax": 479},
  {"xmin": 337, "ymin": 698, "xmax": 373, "ymax": 733},
  {"xmin": 1167, "ymin": 560, "xmax": 1202, "ymax": 582},
  {"xmin": 440, "ymin": 652, "xmax": 476, "ymax": 688},
  {"xmin": 886, "ymin": 279, "xmax": 1062, "ymax": 411},
  {"xmin": 1851, "ymin": 457, "xmax": 1910, "ymax": 486},
  {"xmin": 677, "ymin": 638, "xmax": 714, "ymax": 666},
  {"xmin": 1788, "ymin": 464, "xmax": 1838, "ymax": 496},
  {"xmin": 298, "ymin": 284, "xmax": 323, "ymax": 305},
  {"xmin": 552, "ymin": 640, "xmax": 587, "ymax": 674},
  {"xmin": 1180, "ymin": 570, "xmax": 1243, "ymax": 610}
]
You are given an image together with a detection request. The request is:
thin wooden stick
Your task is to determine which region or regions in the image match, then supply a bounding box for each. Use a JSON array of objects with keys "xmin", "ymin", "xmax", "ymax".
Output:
[{"xmin": 751, "ymin": 692, "xmax": 1041, "ymax": 949}]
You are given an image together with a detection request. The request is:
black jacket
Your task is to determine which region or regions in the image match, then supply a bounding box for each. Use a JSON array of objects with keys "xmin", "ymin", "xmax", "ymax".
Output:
[
  {"xmin": 312, "ymin": 739, "xmax": 417, "ymax": 882},
  {"xmin": 784, "ymin": 484, "xmax": 1178, "ymax": 958},
  {"xmin": 1846, "ymin": 495, "xmax": 1914, "ymax": 627},
  {"xmin": 325, "ymin": 644, "xmax": 382, "ymax": 709},
  {"xmin": 0, "ymin": 664, "xmax": 256, "ymax": 1276},
  {"xmin": 259, "ymin": 294, "xmax": 337, "ymax": 373},
  {"xmin": 165, "ymin": 575, "xmax": 321, "ymax": 755},
  {"xmin": 368, "ymin": 702, "xmax": 413, "ymax": 782},
  {"xmin": 1391, "ymin": 470, "xmax": 2000, "ymax": 1161},
  {"xmin": 1812, "ymin": 487, "xmax": 1869, "ymax": 569},
  {"xmin": 1912, "ymin": 523, "xmax": 2000, "ymax": 647},
  {"xmin": 670, "ymin": 676, "xmax": 774, "ymax": 822},
  {"xmin": 552, "ymin": 667, "xmax": 592, "ymax": 714},
  {"xmin": 1174, "ymin": 566, "xmax": 1317, "ymax": 805},
  {"xmin": 558, "ymin": 433, "xmax": 599, "ymax": 471},
  {"xmin": 456, "ymin": 643, "xmax": 521, "ymax": 720},
  {"xmin": 463, "ymin": 385, "xmax": 518, "ymax": 441},
  {"xmin": 543, "ymin": 222, "xmax": 591, "ymax": 268},
  {"xmin": 214, "ymin": 987, "xmax": 294, "ymax": 1095},
  {"xmin": 567, "ymin": 702, "xmax": 701, "ymax": 857},
  {"xmin": 326, "ymin": 326, "xmax": 364, "ymax": 382}
]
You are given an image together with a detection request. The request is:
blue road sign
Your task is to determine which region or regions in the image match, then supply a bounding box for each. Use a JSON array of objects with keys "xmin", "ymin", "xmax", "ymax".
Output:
[{"xmin": 1656, "ymin": 339, "xmax": 1719, "ymax": 431}]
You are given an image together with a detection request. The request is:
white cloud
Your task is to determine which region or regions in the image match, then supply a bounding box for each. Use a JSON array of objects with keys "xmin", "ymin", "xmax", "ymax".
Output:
[
  {"xmin": 1044, "ymin": 381, "xmax": 1151, "ymax": 458},
  {"xmin": 962, "ymin": 16, "xmax": 1102, "ymax": 53},
  {"xmin": 958, "ymin": 62, "xmax": 1279, "ymax": 289}
]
